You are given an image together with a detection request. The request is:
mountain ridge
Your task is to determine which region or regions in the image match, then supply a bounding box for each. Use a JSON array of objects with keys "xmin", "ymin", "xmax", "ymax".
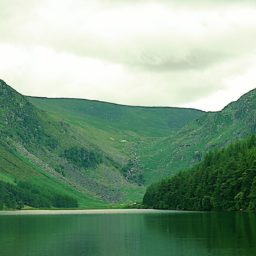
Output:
[
  {"xmin": 0, "ymin": 78, "xmax": 255, "ymax": 209},
  {"xmin": 138, "ymin": 87, "xmax": 256, "ymax": 183},
  {"xmin": 0, "ymin": 79, "xmax": 204, "ymax": 208},
  {"xmin": 27, "ymin": 95, "xmax": 204, "ymax": 112}
]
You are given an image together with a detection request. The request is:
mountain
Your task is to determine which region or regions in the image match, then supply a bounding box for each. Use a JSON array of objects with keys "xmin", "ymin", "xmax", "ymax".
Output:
[
  {"xmin": 139, "ymin": 88, "xmax": 256, "ymax": 184},
  {"xmin": 0, "ymin": 79, "xmax": 204, "ymax": 209},
  {"xmin": 26, "ymin": 85, "xmax": 256, "ymax": 189},
  {"xmin": 0, "ymin": 79, "xmax": 108, "ymax": 208},
  {"xmin": 27, "ymin": 97, "xmax": 204, "ymax": 137},
  {"xmin": 27, "ymin": 95, "xmax": 204, "ymax": 186},
  {"xmin": 143, "ymin": 135, "xmax": 256, "ymax": 211},
  {"xmin": 1, "ymin": 78, "xmax": 255, "ymax": 209}
]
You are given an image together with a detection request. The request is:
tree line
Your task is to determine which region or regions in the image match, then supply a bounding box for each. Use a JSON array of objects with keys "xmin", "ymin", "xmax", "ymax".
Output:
[
  {"xmin": 0, "ymin": 181, "xmax": 78, "ymax": 210},
  {"xmin": 143, "ymin": 135, "xmax": 256, "ymax": 211}
]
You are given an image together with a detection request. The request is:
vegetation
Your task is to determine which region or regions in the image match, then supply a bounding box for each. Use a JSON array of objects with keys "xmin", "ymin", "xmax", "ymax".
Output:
[
  {"xmin": 0, "ymin": 80, "xmax": 57, "ymax": 149},
  {"xmin": 62, "ymin": 147, "xmax": 102, "ymax": 169},
  {"xmin": 26, "ymin": 85, "xmax": 205, "ymax": 202},
  {"xmin": 143, "ymin": 136, "xmax": 256, "ymax": 211},
  {"xmin": 0, "ymin": 79, "xmax": 111, "ymax": 208},
  {"xmin": 28, "ymin": 97, "xmax": 204, "ymax": 137},
  {"xmin": 139, "ymin": 88, "xmax": 256, "ymax": 184},
  {"xmin": 0, "ymin": 180, "xmax": 78, "ymax": 210},
  {"xmin": 121, "ymin": 159, "xmax": 144, "ymax": 185},
  {"xmin": 1, "ymin": 78, "xmax": 256, "ymax": 209}
]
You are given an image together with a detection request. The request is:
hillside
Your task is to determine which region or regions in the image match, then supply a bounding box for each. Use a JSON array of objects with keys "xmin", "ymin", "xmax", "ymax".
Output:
[
  {"xmin": 29, "ymin": 87, "xmax": 256, "ymax": 185},
  {"xmin": 0, "ymin": 79, "xmax": 141, "ymax": 208},
  {"xmin": 28, "ymin": 87, "xmax": 256, "ymax": 187},
  {"xmin": 0, "ymin": 79, "xmax": 204, "ymax": 209},
  {"xmin": 139, "ymin": 88, "xmax": 256, "ymax": 184},
  {"xmin": 28, "ymin": 96, "xmax": 204, "ymax": 185},
  {"xmin": 28, "ymin": 97, "xmax": 204, "ymax": 137},
  {"xmin": 143, "ymin": 135, "xmax": 256, "ymax": 211},
  {"xmin": 0, "ymin": 80, "xmax": 109, "ymax": 208},
  {"xmin": 1, "ymin": 78, "xmax": 255, "ymax": 209}
]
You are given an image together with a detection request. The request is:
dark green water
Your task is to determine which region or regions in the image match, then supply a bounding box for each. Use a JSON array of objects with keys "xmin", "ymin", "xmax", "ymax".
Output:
[{"xmin": 0, "ymin": 211, "xmax": 256, "ymax": 256}]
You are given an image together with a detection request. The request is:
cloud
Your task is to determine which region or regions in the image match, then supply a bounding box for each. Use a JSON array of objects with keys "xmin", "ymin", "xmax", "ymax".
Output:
[{"xmin": 0, "ymin": 0, "xmax": 256, "ymax": 110}]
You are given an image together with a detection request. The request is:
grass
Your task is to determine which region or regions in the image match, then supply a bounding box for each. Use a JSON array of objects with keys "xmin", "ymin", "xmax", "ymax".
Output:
[{"xmin": 1, "ymin": 78, "xmax": 254, "ymax": 209}]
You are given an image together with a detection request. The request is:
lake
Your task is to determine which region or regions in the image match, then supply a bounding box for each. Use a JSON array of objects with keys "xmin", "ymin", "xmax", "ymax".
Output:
[{"xmin": 0, "ymin": 209, "xmax": 255, "ymax": 256}]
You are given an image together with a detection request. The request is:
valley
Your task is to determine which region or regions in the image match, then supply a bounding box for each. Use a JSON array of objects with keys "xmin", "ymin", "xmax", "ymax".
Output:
[{"xmin": 0, "ymin": 79, "xmax": 255, "ymax": 209}]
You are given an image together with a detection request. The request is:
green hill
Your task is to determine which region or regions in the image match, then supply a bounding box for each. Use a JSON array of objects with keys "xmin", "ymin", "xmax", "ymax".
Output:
[
  {"xmin": 28, "ymin": 97, "xmax": 204, "ymax": 137},
  {"xmin": 139, "ymin": 88, "xmax": 256, "ymax": 184},
  {"xmin": 26, "ymin": 85, "xmax": 256, "ymax": 196},
  {"xmin": 0, "ymin": 79, "xmax": 203, "ymax": 209},
  {"xmin": 1, "ymin": 78, "xmax": 255, "ymax": 210},
  {"xmin": 143, "ymin": 135, "xmax": 256, "ymax": 211},
  {"xmin": 28, "ymin": 95, "xmax": 204, "ymax": 186},
  {"xmin": 0, "ymin": 80, "xmax": 107, "ymax": 209},
  {"xmin": 0, "ymin": 79, "xmax": 143, "ymax": 208}
]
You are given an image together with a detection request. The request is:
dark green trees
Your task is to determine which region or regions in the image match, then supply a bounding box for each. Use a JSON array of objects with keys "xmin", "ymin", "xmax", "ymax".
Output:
[
  {"xmin": 62, "ymin": 147, "xmax": 102, "ymax": 169},
  {"xmin": 143, "ymin": 135, "xmax": 256, "ymax": 211},
  {"xmin": 0, "ymin": 181, "xmax": 78, "ymax": 210}
]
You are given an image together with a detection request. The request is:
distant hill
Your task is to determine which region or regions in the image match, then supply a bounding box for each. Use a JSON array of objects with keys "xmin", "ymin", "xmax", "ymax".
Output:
[
  {"xmin": 28, "ymin": 95, "xmax": 204, "ymax": 186},
  {"xmin": 28, "ymin": 97, "xmax": 203, "ymax": 137},
  {"xmin": 28, "ymin": 97, "xmax": 204, "ymax": 137}
]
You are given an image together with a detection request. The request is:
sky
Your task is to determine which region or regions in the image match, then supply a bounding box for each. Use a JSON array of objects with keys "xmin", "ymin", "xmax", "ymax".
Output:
[{"xmin": 0, "ymin": 0, "xmax": 256, "ymax": 111}]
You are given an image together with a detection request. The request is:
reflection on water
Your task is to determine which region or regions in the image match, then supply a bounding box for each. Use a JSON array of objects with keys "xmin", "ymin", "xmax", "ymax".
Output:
[
  {"xmin": 0, "ymin": 211, "xmax": 255, "ymax": 256},
  {"xmin": 143, "ymin": 212, "xmax": 256, "ymax": 256}
]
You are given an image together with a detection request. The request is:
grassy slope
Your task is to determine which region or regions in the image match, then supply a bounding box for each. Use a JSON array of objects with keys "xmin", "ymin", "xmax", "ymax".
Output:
[
  {"xmin": 0, "ymin": 143, "xmax": 106, "ymax": 208},
  {"xmin": 28, "ymin": 97, "xmax": 204, "ymax": 167},
  {"xmin": 28, "ymin": 97, "xmax": 204, "ymax": 137},
  {"xmin": 3, "ymin": 77, "xmax": 255, "ymax": 208},
  {"xmin": 0, "ymin": 80, "xmax": 119, "ymax": 207},
  {"xmin": 139, "ymin": 88, "xmax": 256, "ymax": 184},
  {"xmin": 1, "ymin": 79, "xmax": 203, "ymax": 207},
  {"xmin": 28, "ymin": 97, "xmax": 205, "ymax": 185},
  {"xmin": 29, "ymin": 90, "xmax": 256, "ymax": 186}
]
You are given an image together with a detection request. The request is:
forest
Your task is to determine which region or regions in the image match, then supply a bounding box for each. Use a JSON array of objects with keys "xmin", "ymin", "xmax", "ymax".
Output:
[
  {"xmin": 62, "ymin": 146, "xmax": 103, "ymax": 169},
  {"xmin": 143, "ymin": 135, "xmax": 256, "ymax": 211},
  {"xmin": 0, "ymin": 181, "xmax": 78, "ymax": 210}
]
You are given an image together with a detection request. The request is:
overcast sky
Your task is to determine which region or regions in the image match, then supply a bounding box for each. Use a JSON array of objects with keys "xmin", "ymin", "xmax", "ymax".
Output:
[{"xmin": 0, "ymin": 0, "xmax": 256, "ymax": 111}]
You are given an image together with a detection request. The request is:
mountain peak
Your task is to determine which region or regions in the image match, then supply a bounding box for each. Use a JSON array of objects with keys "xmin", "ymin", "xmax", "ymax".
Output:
[
  {"xmin": 0, "ymin": 78, "xmax": 6, "ymax": 84},
  {"xmin": 0, "ymin": 79, "xmax": 8, "ymax": 89},
  {"xmin": 229, "ymin": 87, "xmax": 255, "ymax": 103},
  {"xmin": 0, "ymin": 79, "xmax": 22, "ymax": 98},
  {"xmin": 223, "ymin": 87, "xmax": 256, "ymax": 114}
]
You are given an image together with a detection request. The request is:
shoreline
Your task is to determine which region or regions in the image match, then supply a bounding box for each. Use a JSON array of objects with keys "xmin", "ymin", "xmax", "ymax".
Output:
[{"xmin": 0, "ymin": 209, "xmax": 185, "ymax": 216}]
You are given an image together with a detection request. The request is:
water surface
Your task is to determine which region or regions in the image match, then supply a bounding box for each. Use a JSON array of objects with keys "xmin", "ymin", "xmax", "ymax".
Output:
[{"xmin": 0, "ymin": 210, "xmax": 255, "ymax": 256}]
